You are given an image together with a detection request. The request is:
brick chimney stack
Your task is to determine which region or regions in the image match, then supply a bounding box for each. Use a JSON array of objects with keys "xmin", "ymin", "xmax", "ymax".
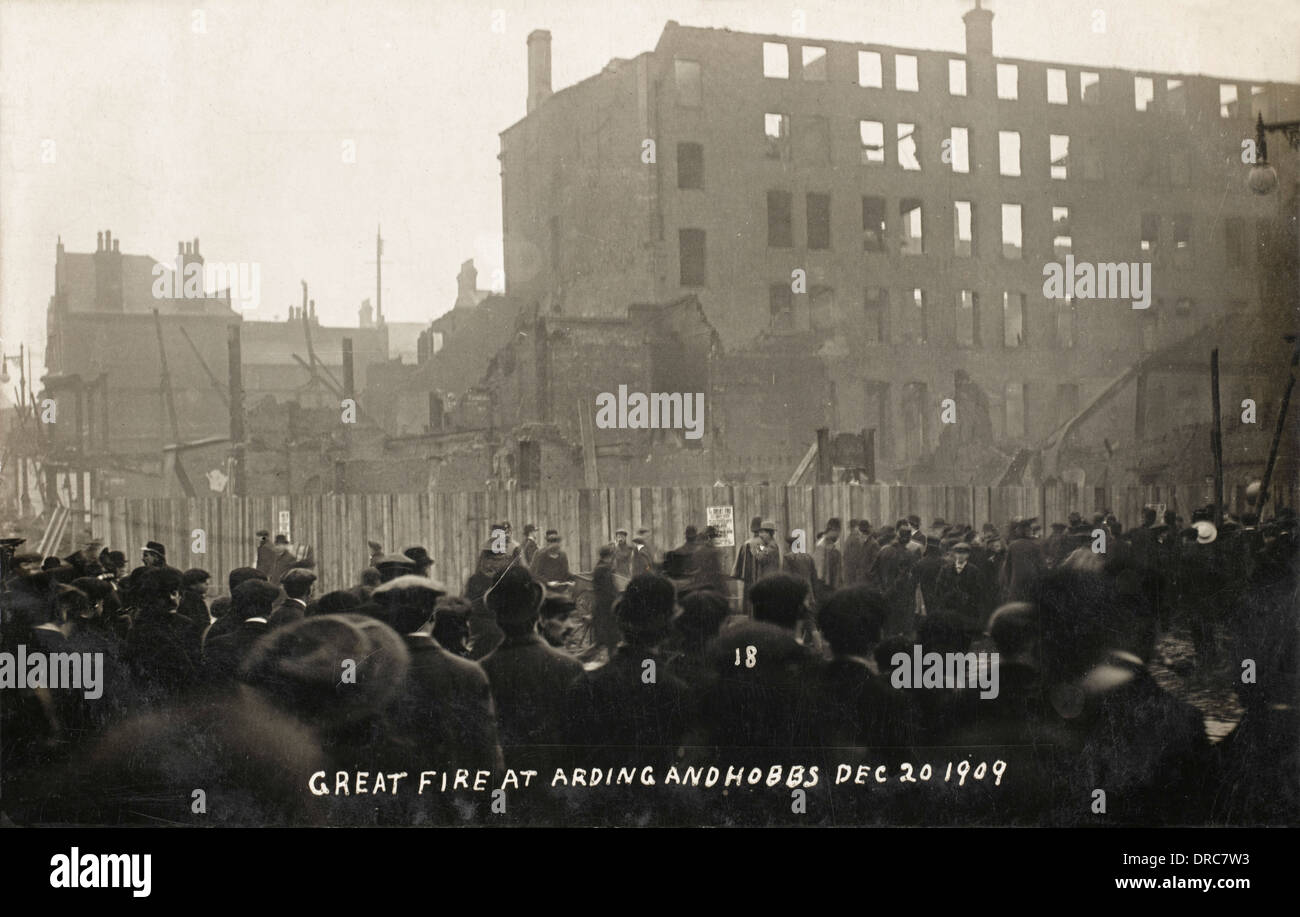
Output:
[
  {"xmin": 527, "ymin": 30, "xmax": 552, "ymax": 113},
  {"xmin": 963, "ymin": 0, "xmax": 994, "ymax": 57}
]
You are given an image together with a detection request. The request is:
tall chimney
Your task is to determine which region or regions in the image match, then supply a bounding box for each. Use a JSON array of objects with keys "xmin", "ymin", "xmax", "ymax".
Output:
[
  {"xmin": 193, "ymin": 237, "xmax": 200, "ymax": 256},
  {"xmin": 527, "ymin": 30, "xmax": 552, "ymax": 113},
  {"xmin": 104, "ymin": 229, "xmax": 112, "ymax": 251},
  {"xmin": 963, "ymin": 0, "xmax": 994, "ymax": 57},
  {"xmin": 112, "ymin": 239, "xmax": 119, "ymax": 253},
  {"xmin": 97, "ymin": 231, "xmax": 104, "ymax": 252}
]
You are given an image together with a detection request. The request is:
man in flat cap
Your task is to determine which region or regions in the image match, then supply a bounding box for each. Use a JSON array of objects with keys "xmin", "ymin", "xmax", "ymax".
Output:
[
  {"xmin": 269, "ymin": 568, "xmax": 317, "ymax": 629},
  {"xmin": 608, "ymin": 525, "xmax": 636, "ymax": 578},
  {"xmin": 935, "ymin": 542, "xmax": 989, "ymax": 634},
  {"xmin": 529, "ymin": 529, "xmax": 572, "ymax": 584},
  {"xmin": 369, "ymin": 574, "xmax": 503, "ymax": 772}
]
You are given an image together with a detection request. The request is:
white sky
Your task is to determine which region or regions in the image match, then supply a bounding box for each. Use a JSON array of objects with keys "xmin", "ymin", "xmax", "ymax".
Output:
[{"xmin": 2, "ymin": 0, "xmax": 1297, "ymax": 393}]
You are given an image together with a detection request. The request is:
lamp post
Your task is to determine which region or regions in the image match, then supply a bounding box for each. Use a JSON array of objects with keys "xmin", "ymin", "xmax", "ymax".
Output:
[
  {"xmin": 1247, "ymin": 113, "xmax": 1300, "ymax": 196},
  {"xmin": 0, "ymin": 343, "xmax": 32, "ymax": 516},
  {"xmin": 1246, "ymin": 114, "xmax": 1300, "ymax": 517}
]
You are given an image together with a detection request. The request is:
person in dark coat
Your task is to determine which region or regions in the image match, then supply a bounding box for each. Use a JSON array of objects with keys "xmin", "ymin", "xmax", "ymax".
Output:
[
  {"xmin": 608, "ymin": 527, "xmax": 636, "ymax": 577},
  {"xmin": 911, "ymin": 536, "xmax": 945, "ymax": 616},
  {"xmin": 368, "ymin": 575, "xmax": 503, "ymax": 773},
  {"xmin": 934, "ymin": 542, "xmax": 989, "ymax": 633},
  {"xmin": 479, "ymin": 566, "xmax": 584, "ymax": 761},
  {"xmin": 733, "ymin": 521, "xmax": 781, "ymax": 613},
  {"xmin": 565, "ymin": 573, "xmax": 694, "ymax": 755},
  {"xmin": 63, "ymin": 579, "xmax": 132, "ymax": 731},
  {"xmin": 204, "ymin": 566, "xmax": 269, "ymax": 648},
  {"xmin": 669, "ymin": 526, "xmax": 701, "ymax": 578},
  {"xmin": 841, "ymin": 520, "xmax": 878, "ymax": 586},
  {"xmin": 254, "ymin": 530, "xmax": 274, "ymax": 577},
  {"xmin": 1037, "ymin": 567, "xmax": 1213, "ymax": 825},
  {"xmin": 813, "ymin": 519, "xmax": 843, "ymax": 591},
  {"xmin": 781, "ymin": 535, "xmax": 818, "ymax": 603},
  {"xmin": 875, "ymin": 524, "xmax": 917, "ymax": 636},
  {"xmin": 264, "ymin": 534, "xmax": 315, "ymax": 585},
  {"xmin": 589, "ymin": 545, "xmax": 621, "ymax": 655},
  {"xmin": 696, "ymin": 619, "xmax": 821, "ymax": 764},
  {"xmin": 691, "ymin": 525, "xmax": 728, "ymax": 595},
  {"xmin": 268, "ymin": 568, "xmax": 316, "ymax": 629},
  {"xmin": 119, "ymin": 540, "xmax": 167, "ymax": 611},
  {"xmin": 203, "ymin": 578, "xmax": 280, "ymax": 688},
  {"xmin": 999, "ymin": 517, "xmax": 1045, "ymax": 605},
  {"xmin": 529, "ymin": 530, "xmax": 572, "ymax": 583},
  {"xmin": 520, "ymin": 524, "xmax": 540, "ymax": 567},
  {"xmin": 1044, "ymin": 522, "xmax": 1072, "ymax": 568},
  {"xmin": 177, "ymin": 568, "xmax": 213, "ymax": 631},
  {"xmin": 123, "ymin": 565, "xmax": 202, "ymax": 706},
  {"xmin": 665, "ymin": 589, "xmax": 730, "ymax": 692},
  {"xmin": 464, "ymin": 550, "xmax": 507, "ymax": 660},
  {"xmin": 813, "ymin": 586, "xmax": 909, "ymax": 752}
]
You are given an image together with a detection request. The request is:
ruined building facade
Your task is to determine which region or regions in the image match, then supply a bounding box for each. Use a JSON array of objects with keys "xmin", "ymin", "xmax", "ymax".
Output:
[{"xmin": 498, "ymin": 10, "xmax": 1299, "ymax": 485}]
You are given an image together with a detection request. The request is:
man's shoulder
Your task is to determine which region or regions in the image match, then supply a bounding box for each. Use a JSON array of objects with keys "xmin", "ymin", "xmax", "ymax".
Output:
[{"xmin": 413, "ymin": 639, "xmax": 491, "ymax": 683}]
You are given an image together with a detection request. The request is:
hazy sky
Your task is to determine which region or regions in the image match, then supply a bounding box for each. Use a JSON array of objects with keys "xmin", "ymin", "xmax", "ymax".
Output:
[{"xmin": 2, "ymin": 0, "xmax": 1297, "ymax": 392}]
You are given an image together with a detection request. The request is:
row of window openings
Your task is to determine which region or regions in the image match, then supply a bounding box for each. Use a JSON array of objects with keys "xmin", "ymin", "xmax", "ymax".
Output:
[
  {"xmin": 766, "ymin": 286, "xmax": 1197, "ymax": 348},
  {"xmin": 761, "ymin": 196, "xmax": 1248, "ymax": 264},
  {"xmin": 673, "ymin": 214, "xmax": 1249, "ymax": 288},
  {"xmin": 770, "ymin": 286, "xmax": 1077, "ymax": 348},
  {"xmin": 765, "ymin": 119, "xmax": 1131, "ymax": 184},
  {"xmin": 690, "ymin": 44, "xmax": 1267, "ymax": 117},
  {"xmin": 876, "ymin": 382, "xmax": 1075, "ymax": 447}
]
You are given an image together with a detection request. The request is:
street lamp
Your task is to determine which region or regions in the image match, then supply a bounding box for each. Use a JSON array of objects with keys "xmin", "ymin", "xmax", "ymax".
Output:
[
  {"xmin": 1248, "ymin": 112, "xmax": 1300, "ymax": 195},
  {"xmin": 0, "ymin": 343, "xmax": 25, "ymax": 387}
]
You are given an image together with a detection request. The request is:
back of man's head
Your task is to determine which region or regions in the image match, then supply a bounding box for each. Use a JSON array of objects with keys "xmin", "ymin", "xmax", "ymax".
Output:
[
  {"xmin": 748, "ymin": 573, "xmax": 808, "ymax": 631},
  {"xmin": 486, "ymin": 566, "xmax": 544, "ymax": 635},
  {"xmin": 988, "ymin": 602, "xmax": 1038, "ymax": 659},
  {"xmin": 228, "ymin": 566, "xmax": 268, "ymax": 592},
  {"xmin": 674, "ymin": 589, "xmax": 730, "ymax": 646},
  {"xmin": 281, "ymin": 569, "xmax": 317, "ymax": 600},
  {"xmin": 819, "ymin": 586, "xmax": 888, "ymax": 657},
  {"xmin": 136, "ymin": 565, "xmax": 184, "ymax": 607},
  {"xmin": 618, "ymin": 572, "xmax": 676, "ymax": 645},
  {"xmin": 371, "ymin": 575, "xmax": 445, "ymax": 634},
  {"xmin": 231, "ymin": 578, "xmax": 281, "ymax": 621}
]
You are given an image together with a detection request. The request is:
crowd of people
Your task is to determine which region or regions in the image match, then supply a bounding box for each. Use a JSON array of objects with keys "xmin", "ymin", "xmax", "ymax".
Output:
[{"xmin": 0, "ymin": 503, "xmax": 1295, "ymax": 826}]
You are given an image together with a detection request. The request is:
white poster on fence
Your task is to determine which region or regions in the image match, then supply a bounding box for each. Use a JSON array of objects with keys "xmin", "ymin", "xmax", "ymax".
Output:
[
  {"xmin": 707, "ymin": 505, "xmax": 735, "ymax": 547},
  {"xmin": 277, "ymin": 510, "xmax": 291, "ymax": 540}
]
